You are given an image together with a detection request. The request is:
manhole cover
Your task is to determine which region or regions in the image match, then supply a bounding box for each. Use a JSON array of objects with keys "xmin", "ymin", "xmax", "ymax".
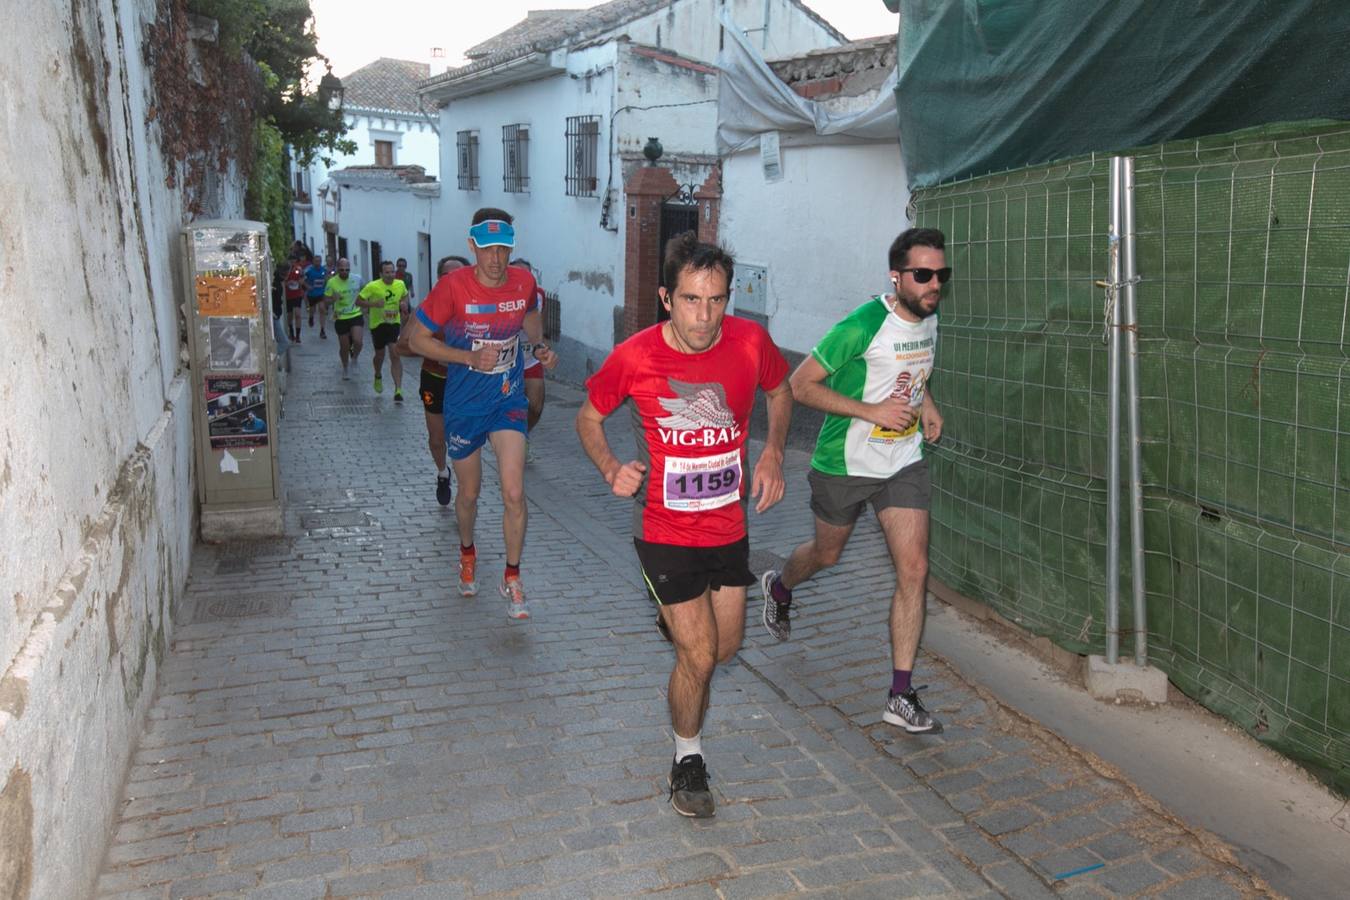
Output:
[
  {"xmin": 301, "ymin": 510, "xmax": 371, "ymax": 529},
  {"xmin": 201, "ymin": 594, "xmax": 289, "ymax": 620},
  {"xmin": 309, "ymin": 401, "xmax": 380, "ymax": 417}
]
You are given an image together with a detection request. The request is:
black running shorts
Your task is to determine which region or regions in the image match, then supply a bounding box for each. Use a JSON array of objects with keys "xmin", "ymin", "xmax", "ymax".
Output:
[
  {"xmin": 420, "ymin": 367, "xmax": 446, "ymax": 414},
  {"xmin": 335, "ymin": 315, "xmax": 363, "ymax": 336},
  {"xmin": 371, "ymin": 322, "xmax": 401, "ymax": 349},
  {"xmin": 633, "ymin": 536, "xmax": 754, "ymax": 606}
]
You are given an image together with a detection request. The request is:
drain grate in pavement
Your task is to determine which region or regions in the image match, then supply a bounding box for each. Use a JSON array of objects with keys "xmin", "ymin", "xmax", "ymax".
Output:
[
  {"xmin": 212, "ymin": 538, "xmax": 296, "ymax": 574},
  {"xmin": 550, "ymin": 398, "xmax": 583, "ymax": 409},
  {"xmin": 288, "ymin": 487, "xmax": 364, "ymax": 505},
  {"xmin": 301, "ymin": 510, "xmax": 371, "ymax": 530},
  {"xmin": 309, "ymin": 401, "xmax": 380, "ymax": 417},
  {"xmin": 199, "ymin": 594, "xmax": 289, "ymax": 620}
]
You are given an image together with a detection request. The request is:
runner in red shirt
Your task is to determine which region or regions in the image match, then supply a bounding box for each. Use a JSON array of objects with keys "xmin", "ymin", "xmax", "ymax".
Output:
[
  {"xmin": 577, "ymin": 231, "xmax": 792, "ymax": 818},
  {"xmin": 407, "ymin": 208, "xmax": 558, "ymax": 621}
]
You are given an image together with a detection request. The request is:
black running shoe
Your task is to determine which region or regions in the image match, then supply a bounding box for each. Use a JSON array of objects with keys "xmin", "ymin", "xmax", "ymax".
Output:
[
  {"xmin": 435, "ymin": 474, "xmax": 451, "ymax": 506},
  {"xmin": 883, "ymin": 687, "xmax": 941, "ymax": 733},
  {"xmin": 669, "ymin": 754, "xmax": 714, "ymax": 818},
  {"xmin": 760, "ymin": 569, "xmax": 791, "ymax": 641}
]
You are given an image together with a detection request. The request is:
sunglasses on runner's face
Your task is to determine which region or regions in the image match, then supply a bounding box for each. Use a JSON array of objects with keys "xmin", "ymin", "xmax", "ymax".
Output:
[{"xmin": 897, "ymin": 267, "xmax": 953, "ymax": 285}]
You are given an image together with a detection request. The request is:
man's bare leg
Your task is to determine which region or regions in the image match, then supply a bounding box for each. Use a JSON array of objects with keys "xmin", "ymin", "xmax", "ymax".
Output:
[
  {"xmin": 877, "ymin": 507, "xmax": 929, "ymax": 670},
  {"xmin": 778, "ymin": 517, "xmax": 856, "ymax": 590}
]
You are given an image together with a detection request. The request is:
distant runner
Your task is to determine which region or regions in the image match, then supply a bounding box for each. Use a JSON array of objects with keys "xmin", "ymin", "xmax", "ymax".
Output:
[
  {"xmin": 304, "ymin": 254, "xmax": 329, "ymax": 339},
  {"xmin": 357, "ymin": 260, "xmax": 409, "ymax": 401},
  {"xmin": 324, "ymin": 258, "xmax": 363, "ymax": 380}
]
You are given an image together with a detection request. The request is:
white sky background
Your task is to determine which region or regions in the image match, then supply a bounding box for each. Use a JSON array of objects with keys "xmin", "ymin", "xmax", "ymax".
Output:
[{"xmin": 307, "ymin": 1, "xmax": 898, "ymax": 79}]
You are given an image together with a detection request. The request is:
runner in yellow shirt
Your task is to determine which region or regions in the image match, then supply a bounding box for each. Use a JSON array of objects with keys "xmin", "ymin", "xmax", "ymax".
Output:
[
  {"xmin": 356, "ymin": 260, "xmax": 410, "ymax": 401},
  {"xmin": 324, "ymin": 258, "xmax": 363, "ymax": 380}
]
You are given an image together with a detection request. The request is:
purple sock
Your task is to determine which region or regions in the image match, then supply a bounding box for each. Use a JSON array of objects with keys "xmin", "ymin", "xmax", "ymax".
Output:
[
  {"xmin": 770, "ymin": 575, "xmax": 792, "ymax": 604},
  {"xmin": 891, "ymin": 669, "xmax": 912, "ymax": 695}
]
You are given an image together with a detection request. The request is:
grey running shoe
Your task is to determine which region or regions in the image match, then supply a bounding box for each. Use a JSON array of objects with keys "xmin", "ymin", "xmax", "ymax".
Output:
[
  {"xmin": 760, "ymin": 569, "xmax": 791, "ymax": 642},
  {"xmin": 501, "ymin": 577, "xmax": 530, "ymax": 620},
  {"xmin": 669, "ymin": 754, "xmax": 714, "ymax": 818},
  {"xmin": 883, "ymin": 688, "xmax": 941, "ymax": 733}
]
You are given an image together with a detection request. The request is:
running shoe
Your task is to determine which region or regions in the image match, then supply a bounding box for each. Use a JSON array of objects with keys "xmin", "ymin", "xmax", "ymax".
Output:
[
  {"xmin": 342, "ymin": 369, "xmax": 350, "ymax": 381},
  {"xmin": 320, "ymin": 330, "xmax": 327, "ymax": 339},
  {"xmin": 373, "ymin": 376, "xmax": 383, "ymax": 394},
  {"xmin": 760, "ymin": 569, "xmax": 791, "ymax": 642},
  {"xmin": 501, "ymin": 576, "xmax": 530, "ymax": 620},
  {"xmin": 882, "ymin": 687, "xmax": 941, "ymax": 733},
  {"xmin": 668, "ymin": 754, "xmax": 714, "ymax": 818},
  {"xmin": 458, "ymin": 553, "xmax": 478, "ymax": 597},
  {"xmin": 435, "ymin": 474, "xmax": 451, "ymax": 506},
  {"xmin": 394, "ymin": 389, "xmax": 404, "ymax": 403}
]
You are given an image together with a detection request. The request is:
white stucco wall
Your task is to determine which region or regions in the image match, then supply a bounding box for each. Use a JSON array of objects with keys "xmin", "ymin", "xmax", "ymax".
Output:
[
  {"xmin": 622, "ymin": 0, "xmax": 842, "ymax": 64},
  {"xmin": 331, "ymin": 182, "xmax": 438, "ymax": 294},
  {"xmin": 292, "ymin": 109, "xmax": 438, "ymax": 254},
  {"xmin": 0, "ymin": 1, "xmax": 225, "ymax": 897},
  {"xmin": 721, "ymin": 139, "xmax": 909, "ymax": 354}
]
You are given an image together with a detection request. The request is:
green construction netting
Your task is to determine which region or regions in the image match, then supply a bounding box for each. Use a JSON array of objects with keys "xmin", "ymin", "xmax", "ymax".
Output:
[
  {"xmin": 912, "ymin": 121, "xmax": 1350, "ymax": 794},
  {"xmin": 895, "ymin": 0, "xmax": 1350, "ymax": 188}
]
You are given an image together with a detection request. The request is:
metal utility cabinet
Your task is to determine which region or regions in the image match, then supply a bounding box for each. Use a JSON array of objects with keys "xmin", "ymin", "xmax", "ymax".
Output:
[{"xmin": 182, "ymin": 220, "xmax": 283, "ymax": 540}]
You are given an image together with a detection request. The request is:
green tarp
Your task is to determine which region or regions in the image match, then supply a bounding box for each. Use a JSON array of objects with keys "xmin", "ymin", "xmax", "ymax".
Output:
[{"xmin": 896, "ymin": 0, "xmax": 1350, "ymax": 188}]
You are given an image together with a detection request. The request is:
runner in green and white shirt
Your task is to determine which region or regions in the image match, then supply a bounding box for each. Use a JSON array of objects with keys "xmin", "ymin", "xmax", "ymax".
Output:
[{"xmin": 761, "ymin": 228, "xmax": 948, "ymax": 734}]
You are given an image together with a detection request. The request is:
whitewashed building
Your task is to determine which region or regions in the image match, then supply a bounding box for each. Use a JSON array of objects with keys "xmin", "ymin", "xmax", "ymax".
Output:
[
  {"xmin": 717, "ymin": 31, "xmax": 905, "ymax": 355},
  {"xmin": 289, "ymin": 57, "xmax": 439, "ymax": 261},
  {"xmin": 418, "ymin": 0, "xmax": 845, "ymax": 380}
]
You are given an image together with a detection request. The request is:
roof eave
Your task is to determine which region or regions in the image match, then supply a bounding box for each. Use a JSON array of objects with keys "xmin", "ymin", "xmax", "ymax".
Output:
[{"xmin": 419, "ymin": 51, "xmax": 563, "ymax": 105}]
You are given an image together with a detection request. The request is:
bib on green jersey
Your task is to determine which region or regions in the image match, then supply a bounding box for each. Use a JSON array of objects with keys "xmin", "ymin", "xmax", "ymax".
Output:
[
  {"xmin": 359, "ymin": 278, "xmax": 407, "ymax": 328},
  {"xmin": 809, "ymin": 296, "xmax": 938, "ymax": 479}
]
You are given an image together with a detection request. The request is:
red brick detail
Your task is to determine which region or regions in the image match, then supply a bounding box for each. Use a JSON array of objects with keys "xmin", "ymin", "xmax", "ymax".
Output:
[
  {"xmin": 622, "ymin": 166, "xmax": 680, "ymax": 340},
  {"xmin": 694, "ymin": 167, "xmax": 721, "ymax": 246},
  {"xmin": 792, "ymin": 77, "xmax": 844, "ymax": 99},
  {"xmin": 629, "ymin": 45, "xmax": 718, "ymax": 75}
]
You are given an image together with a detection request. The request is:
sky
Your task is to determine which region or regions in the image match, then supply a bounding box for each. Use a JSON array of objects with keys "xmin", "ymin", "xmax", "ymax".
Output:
[{"xmin": 307, "ymin": 0, "xmax": 898, "ymax": 79}]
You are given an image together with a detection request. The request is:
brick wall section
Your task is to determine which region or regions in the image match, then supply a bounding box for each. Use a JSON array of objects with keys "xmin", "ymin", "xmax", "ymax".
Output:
[
  {"xmin": 695, "ymin": 166, "xmax": 722, "ymax": 245},
  {"xmin": 622, "ymin": 165, "xmax": 678, "ymax": 339}
]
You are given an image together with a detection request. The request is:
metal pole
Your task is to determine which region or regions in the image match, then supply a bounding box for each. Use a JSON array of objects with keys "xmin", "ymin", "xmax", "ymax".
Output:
[
  {"xmin": 1105, "ymin": 157, "xmax": 1124, "ymax": 665},
  {"xmin": 1120, "ymin": 157, "xmax": 1149, "ymax": 666}
]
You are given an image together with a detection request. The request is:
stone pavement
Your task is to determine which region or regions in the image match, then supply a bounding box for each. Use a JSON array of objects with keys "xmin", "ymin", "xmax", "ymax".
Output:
[{"xmin": 95, "ymin": 334, "xmax": 1273, "ymax": 898}]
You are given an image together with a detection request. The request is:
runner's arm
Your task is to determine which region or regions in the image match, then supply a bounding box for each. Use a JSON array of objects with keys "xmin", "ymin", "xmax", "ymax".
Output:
[
  {"xmin": 750, "ymin": 378, "xmax": 793, "ymax": 514},
  {"xmin": 788, "ymin": 355, "xmax": 916, "ymax": 433},
  {"xmin": 576, "ymin": 399, "xmax": 645, "ymax": 497},
  {"xmin": 521, "ymin": 309, "xmax": 558, "ymax": 370},
  {"xmin": 920, "ymin": 389, "xmax": 943, "ymax": 442},
  {"xmin": 404, "ymin": 317, "xmax": 496, "ymax": 370}
]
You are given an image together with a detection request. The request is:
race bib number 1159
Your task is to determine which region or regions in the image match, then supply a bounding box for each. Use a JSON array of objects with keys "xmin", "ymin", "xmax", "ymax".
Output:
[{"xmin": 663, "ymin": 449, "xmax": 741, "ymax": 512}]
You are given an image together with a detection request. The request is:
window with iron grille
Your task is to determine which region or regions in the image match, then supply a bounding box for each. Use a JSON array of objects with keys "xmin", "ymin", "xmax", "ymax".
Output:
[
  {"xmin": 502, "ymin": 124, "xmax": 529, "ymax": 193},
  {"xmin": 565, "ymin": 116, "xmax": 601, "ymax": 197},
  {"xmin": 456, "ymin": 130, "xmax": 479, "ymax": 190}
]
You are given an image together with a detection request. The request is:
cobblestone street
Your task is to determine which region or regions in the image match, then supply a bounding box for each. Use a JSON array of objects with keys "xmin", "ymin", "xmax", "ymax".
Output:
[{"xmin": 95, "ymin": 337, "xmax": 1270, "ymax": 899}]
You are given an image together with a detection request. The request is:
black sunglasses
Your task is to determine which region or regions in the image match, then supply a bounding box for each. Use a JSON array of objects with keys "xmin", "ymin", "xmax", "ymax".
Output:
[{"xmin": 897, "ymin": 267, "xmax": 952, "ymax": 285}]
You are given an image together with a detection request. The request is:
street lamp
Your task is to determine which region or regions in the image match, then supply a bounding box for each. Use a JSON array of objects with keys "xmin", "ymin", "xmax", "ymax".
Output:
[{"xmin": 319, "ymin": 68, "xmax": 344, "ymax": 112}]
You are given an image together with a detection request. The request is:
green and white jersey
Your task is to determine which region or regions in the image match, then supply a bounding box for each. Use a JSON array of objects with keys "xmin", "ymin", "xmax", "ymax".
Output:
[{"xmin": 809, "ymin": 296, "xmax": 938, "ymax": 479}]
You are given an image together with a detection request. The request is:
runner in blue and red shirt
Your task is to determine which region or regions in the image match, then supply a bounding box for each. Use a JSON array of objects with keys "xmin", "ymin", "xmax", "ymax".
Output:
[
  {"xmin": 406, "ymin": 209, "xmax": 558, "ymax": 621},
  {"xmin": 577, "ymin": 231, "xmax": 792, "ymax": 818}
]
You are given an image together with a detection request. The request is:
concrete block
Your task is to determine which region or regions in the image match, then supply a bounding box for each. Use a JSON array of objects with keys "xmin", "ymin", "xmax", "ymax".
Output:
[
  {"xmin": 1085, "ymin": 656, "xmax": 1169, "ymax": 704},
  {"xmin": 201, "ymin": 504, "xmax": 284, "ymax": 541}
]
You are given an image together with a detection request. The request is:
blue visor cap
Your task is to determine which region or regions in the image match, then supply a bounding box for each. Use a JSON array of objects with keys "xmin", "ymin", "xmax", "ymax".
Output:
[{"xmin": 469, "ymin": 219, "xmax": 516, "ymax": 248}]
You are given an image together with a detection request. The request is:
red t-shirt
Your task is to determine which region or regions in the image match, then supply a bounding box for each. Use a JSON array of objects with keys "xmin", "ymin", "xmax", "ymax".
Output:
[
  {"xmin": 586, "ymin": 316, "xmax": 788, "ymax": 547},
  {"xmin": 283, "ymin": 263, "xmax": 306, "ymax": 300},
  {"xmin": 416, "ymin": 266, "xmax": 538, "ymax": 414}
]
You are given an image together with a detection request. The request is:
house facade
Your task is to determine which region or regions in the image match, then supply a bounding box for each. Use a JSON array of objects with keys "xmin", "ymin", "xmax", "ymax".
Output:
[
  {"xmin": 418, "ymin": 0, "xmax": 844, "ymax": 380},
  {"xmin": 289, "ymin": 57, "xmax": 438, "ymax": 260},
  {"xmin": 719, "ymin": 35, "xmax": 906, "ymax": 355}
]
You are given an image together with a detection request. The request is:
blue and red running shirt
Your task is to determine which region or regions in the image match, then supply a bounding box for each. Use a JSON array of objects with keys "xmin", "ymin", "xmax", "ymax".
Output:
[
  {"xmin": 416, "ymin": 266, "xmax": 539, "ymax": 415},
  {"xmin": 585, "ymin": 317, "xmax": 788, "ymax": 547}
]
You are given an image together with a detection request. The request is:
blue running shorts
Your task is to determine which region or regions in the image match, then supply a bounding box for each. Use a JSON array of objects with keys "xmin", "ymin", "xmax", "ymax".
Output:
[{"xmin": 443, "ymin": 403, "xmax": 528, "ymax": 460}]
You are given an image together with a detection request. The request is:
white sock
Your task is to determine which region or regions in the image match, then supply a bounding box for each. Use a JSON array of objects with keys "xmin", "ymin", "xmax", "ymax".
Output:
[
  {"xmin": 437, "ymin": 467, "xmax": 448, "ymax": 477},
  {"xmin": 674, "ymin": 731, "xmax": 702, "ymax": 762}
]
